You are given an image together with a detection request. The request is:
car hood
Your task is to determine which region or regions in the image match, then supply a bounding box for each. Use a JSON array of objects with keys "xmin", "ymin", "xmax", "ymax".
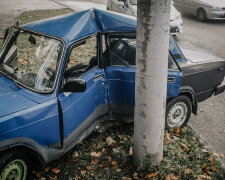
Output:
[
  {"xmin": 181, "ymin": 48, "xmax": 224, "ymax": 64},
  {"xmin": 0, "ymin": 85, "xmax": 38, "ymax": 118},
  {"xmin": 170, "ymin": 5, "xmax": 180, "ymax": 20},
  {"xmin": 199, "ymin": 0, "xmax": 225, "ymax": 7}
]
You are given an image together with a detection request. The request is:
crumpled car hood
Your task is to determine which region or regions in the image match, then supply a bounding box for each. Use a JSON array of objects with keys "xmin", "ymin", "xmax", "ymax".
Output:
[{"xmin": 0, "ymin": 85, "xmax": 38, "ymax": 118}]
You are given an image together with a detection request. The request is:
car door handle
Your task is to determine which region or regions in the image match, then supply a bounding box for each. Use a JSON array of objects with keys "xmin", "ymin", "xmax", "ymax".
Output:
[
  {"xmin": 168, "ymin": 77, "xmax": 175, "ymax": 83},
  {"xmin": 94, "ymin": 74, "xmax": 104, "ymax": 81}
]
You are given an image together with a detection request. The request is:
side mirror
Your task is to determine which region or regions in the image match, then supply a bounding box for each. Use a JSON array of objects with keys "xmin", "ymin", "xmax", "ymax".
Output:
[
  {"xmin": 3, "ymin": 27, "xmax": 9, "ymax": 43},
  {"xmin": 63, "ymin": 77, "xmax": 86, "ymax": 92}
]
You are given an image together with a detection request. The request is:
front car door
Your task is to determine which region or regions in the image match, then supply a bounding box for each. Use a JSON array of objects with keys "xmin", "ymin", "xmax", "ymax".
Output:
[{"xmin": 58, "ymin": 35, "xmax": 108, "ymax": 149}]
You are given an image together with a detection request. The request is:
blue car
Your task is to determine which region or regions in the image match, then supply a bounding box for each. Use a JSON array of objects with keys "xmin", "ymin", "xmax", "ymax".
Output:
[{"xmin": 0, "ymin": 9, "xmax": 225, "ymax": 179}]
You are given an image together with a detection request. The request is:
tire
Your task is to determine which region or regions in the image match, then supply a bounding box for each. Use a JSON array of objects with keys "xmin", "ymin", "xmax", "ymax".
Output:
[
  {"xmin": 197, "ymin": 8, "xmax": 207, "ymax": 22},
  {"xmin": 0, "ymin": 150, "xmax": 30, "ymax": 180},
  {"xmin": 165, "ymin": 95, "xmax": 192, "ymax": 129}
]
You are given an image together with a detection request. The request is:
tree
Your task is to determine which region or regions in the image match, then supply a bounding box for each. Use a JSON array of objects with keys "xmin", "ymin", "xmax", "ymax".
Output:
[{"xmin": 134, "ymin": 0, "xmax": 171, "ymax": 167}]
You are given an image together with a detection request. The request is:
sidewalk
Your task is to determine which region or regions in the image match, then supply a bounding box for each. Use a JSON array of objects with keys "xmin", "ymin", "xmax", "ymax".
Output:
[{"xmin": 0, "ymin": 0, "xmax": 65, "ymax": 36}]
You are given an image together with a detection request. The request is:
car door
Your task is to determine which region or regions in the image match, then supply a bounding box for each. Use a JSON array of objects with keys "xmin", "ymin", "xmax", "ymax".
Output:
[
  {"xmin": 105, "ymin": 36, "xmax": 182, "ymax": 116},
  {"xmin": 58, "ymin": 35, "xmax": 108, "ymax": 148}
]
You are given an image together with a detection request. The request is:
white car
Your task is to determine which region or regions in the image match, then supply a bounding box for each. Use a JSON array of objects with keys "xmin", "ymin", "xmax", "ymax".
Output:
[
  {"xmin": 106, "ymin": 0, "xmax": 183, "ymax": 35},
  {"xmin": 173, "ymin": 0, "xmax": 225, "ymax": 22}
]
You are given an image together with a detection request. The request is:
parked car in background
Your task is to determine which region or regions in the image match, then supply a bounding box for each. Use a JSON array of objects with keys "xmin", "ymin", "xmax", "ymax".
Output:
[
  {"xmin": 106, "ymin": 0, "xmax": 183, "ymax": 35},
  {"xmin": 0, "ymin": 9, "xmax": 225, "ymax": 179},
  {"xmin": 173, "ymin": 0, "xmax": 225, "ymax": 21}
]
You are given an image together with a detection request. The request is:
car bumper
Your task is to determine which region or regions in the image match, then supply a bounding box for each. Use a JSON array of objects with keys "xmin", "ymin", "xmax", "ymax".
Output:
[
  {"xmin": 207, "ymin": 10, "xmax": 225, "ymax": 19},
  {"xmin": 215, "ymin": 78, "xmax": 225, "ymax": 95}
]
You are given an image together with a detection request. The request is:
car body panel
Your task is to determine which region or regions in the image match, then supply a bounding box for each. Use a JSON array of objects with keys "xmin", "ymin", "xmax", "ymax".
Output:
[{"xmin": 0, "ymin": 9, "xmax": 225, "ymax": 166}]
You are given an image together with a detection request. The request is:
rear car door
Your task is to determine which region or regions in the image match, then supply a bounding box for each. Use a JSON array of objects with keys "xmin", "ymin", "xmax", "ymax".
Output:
[{"xmin": 58, "ymin": 35, "xmax": 108, "ymax": 147}]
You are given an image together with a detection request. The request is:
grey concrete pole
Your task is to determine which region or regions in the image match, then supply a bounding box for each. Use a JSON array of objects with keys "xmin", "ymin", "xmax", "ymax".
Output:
[{"xmin": 134, "ymin": 0, "xmax": 171, "ymax": 167}]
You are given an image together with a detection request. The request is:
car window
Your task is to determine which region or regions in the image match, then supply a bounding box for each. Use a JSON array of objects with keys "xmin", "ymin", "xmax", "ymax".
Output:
[
  {"xmin": 64, "ymin": 36, "xmax": 97, "ymax": 78},
  {"xmin": 0, "ymin": 28, "xmax": 63, "ymax": 92},
  {"xmin": 108, "ymin": 37, "xmax": 136, "ymax": 66},
  {"xmin": 108, "ymin": 37, "xmax": 179, "ymax": 70}
]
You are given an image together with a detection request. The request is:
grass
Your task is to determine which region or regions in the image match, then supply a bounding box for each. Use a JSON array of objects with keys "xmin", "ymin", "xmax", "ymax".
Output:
[{"xmin": 33, "ymin": 125, "xmax": 225, "ymax": 180}]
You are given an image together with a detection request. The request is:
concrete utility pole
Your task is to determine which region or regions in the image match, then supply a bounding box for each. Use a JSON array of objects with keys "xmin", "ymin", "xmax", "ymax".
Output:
[{"xmin": 134, "ymin": 0, "xmax": 171, "ymax": 167}]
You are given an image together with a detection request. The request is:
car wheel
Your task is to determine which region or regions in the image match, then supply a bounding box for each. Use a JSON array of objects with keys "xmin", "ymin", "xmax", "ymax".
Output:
[
  {"xmin": 0, "ymin": 150, "xmax": 30, "ymax": 180},
  {"xmin": 165, "ymin": 95, "xmax": 192, "ymax": 129},
  {"xmin": 197, "ymin": 8, "xmax": 207, "ymax": 22}
]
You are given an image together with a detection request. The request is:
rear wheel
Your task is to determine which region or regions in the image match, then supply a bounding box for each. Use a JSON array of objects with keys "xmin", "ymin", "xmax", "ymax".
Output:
[
  {"xmin": 197, "ymin": 8, "xmax": 207, "ymax": 22},
  {"xmin": 165, "ymin": 95, "xmax": 192, "ymax": 129},
  {"xmin": 0, "ymin": 150, "xmax": 29, "ymax": 180}
]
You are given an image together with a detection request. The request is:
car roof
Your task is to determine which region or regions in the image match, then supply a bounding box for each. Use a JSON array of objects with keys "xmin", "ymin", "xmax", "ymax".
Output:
[{"xmin": 21, "ymin": 8, "xmax": 136, "ymax": 45}]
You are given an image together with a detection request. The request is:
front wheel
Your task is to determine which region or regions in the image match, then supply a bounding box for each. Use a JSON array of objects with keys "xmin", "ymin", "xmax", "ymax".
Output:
[
  {"xmin": 165, "ymin": 95, "xmax": 192, "ymax": 129},
  {"xmin": 197, "ymin": 8, "xmax": 207, "ymax": 22},
  {"xmin": 0, "ymin": 150, "xmax": 29, "ymax": 180}
]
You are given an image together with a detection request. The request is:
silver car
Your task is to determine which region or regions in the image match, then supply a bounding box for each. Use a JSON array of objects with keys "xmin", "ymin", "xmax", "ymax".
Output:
[{"xmin": 173, "ymin": 0, "xmax": 225, "ymax": 21}]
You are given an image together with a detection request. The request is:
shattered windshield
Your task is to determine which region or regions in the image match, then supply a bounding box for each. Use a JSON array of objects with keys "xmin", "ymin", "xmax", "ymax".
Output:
[
  {"xmin": 129, "ymin": 0, "xmax": 137, "ymax": 5},
  {"xmin": 0, "ymin": 27, "xmax": 63, "ymax": 92}
]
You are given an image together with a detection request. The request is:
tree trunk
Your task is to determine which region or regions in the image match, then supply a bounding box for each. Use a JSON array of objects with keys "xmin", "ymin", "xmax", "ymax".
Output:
[{"xmin": 134, "ymin": 0, "xmax": 171, "ymax": 167}]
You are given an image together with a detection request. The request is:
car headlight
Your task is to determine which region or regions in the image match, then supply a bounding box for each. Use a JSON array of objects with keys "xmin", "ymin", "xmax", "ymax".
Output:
[{"xmin": 212, "ymin": 6, "xmax": 222, "ymax": 11}]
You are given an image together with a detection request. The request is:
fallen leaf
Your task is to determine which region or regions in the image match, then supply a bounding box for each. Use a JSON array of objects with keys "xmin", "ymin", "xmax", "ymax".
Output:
[
  {"xmin": 99, "ymin": 162, "xmax": 107, "ymax": 168},
  {"xmin": 210, "ymin": 161, "xmax": 215, "ymax": 166},
  {"xmin": 212, "ymin": 167, "xmax": 219, "ymax": 172},
  {"xmin": 165, "ymin": 173, "xmax": 179, "ymax": 180},
  {"xmin": 86, "ymin": 166, "xmax": 92, "ymax": 170},
  {"xmin": 201, "ymin": 149, "xmax": 209, "ymax": 153},
  {"xmin": 90, "ymin": 152, "xmax": 102, "ymax": 158},
  {"xmin": 184, "ymin": 168, "xmax": 192, "ymax": 174},
  {"xmin": 106, "ymin": 136, "xmax": 116, "ymax": 146},
  {"xmin": 36, "ymin": 171, "xmax": 43, "ymax": 178},
  {"xmin": 44, "ymin": 167, "xmax": 50, "ymax": 172},
  {"xmin": 129, "ymin": 147, "xmax": 133, "ymax": 156},
  {"xmin": 201, "ymin": 164, "xmax": 207, "ymax": 169},
  {"xmin": 166, "ymin": 132, "xmax": 171, "ymax": 141},
  {"xmin": 196, "ymin": 175, "xmax": 212, "ymax": 180},
  {"xmin": 122, "ymin": 177, "xmax": 132, "ymax": 180},
  {"xmin": 49, "ymin": 176, "xmax": 57, "ymax": 180},
  {"xmin": 205, "ymin": 167, "xmax": 211, "ymax": 175},
  {"xmin": 112, "ymin": 161, "xmax": 118, "ymax": 167},
  {"xmin": 81, "ymin": 170, "xmax": 86, "ymax": 176},
  {"xmin": 73, "ymin": 151, "xmax": 79, "ymax": 157},
  {"xmin": 39, "ymin": 177, "xmax": 46, "ymax": 180},
  {"xmin": 180, "ymin": 143, "xmax": 190, "ymax": 152},
  {"xmin": 116, "ymin": 168, "xmax": 121, "ymax": 172},
  {"xmin": 213, "ymin": 153, "xmax": 224, "ymax": 158},
  {"xmin": 176, "ymin": 128, "xmax": 181, "ymax": 136},
  {"xmin": 92, "ymin": 158, "xmax": 99, "ymax": 164},
  {"xmin": 108, "ymin": 156, "xmax": 112, "ymax": 161},
  {"xmin": 208, "ymin": 156, "xmax": 214, "ymax": 161},
  {"xmin": 52, "ymin": 168, "xmax": 60, "ymax": 174},
  {"xmin": 147, "ymin": 172, "xmax": 158, "ymax": 178}
]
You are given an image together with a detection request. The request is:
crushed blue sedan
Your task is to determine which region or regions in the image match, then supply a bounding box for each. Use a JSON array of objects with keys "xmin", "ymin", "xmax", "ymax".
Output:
[{"xmin": 0, "ymin": 9, "xmax": 225, "ymax": 179}]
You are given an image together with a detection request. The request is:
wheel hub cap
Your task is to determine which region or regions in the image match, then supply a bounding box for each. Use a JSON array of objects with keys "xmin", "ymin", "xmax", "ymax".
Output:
[
  {"xmin": 167, "ymin": 102, "xmax": 188, "ymax": 127},
  {"xmin": 0, "ymin": 159, "xmax": 27, "ymax": 180}
]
